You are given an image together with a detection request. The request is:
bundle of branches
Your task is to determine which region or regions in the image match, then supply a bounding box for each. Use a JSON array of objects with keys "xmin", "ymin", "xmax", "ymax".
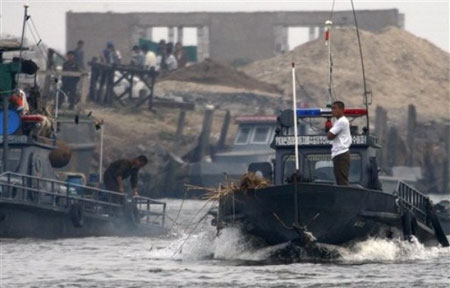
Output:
[{"xmin": 185, "ymin": 172, "xmax": 271, "ymax": 201}]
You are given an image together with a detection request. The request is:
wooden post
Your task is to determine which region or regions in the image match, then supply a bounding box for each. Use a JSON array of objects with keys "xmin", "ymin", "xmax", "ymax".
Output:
[
  {"xmin": 129, "ymin": 72, "xmax": 134, "ymax": 100},
  {"xmin": 147, "ymin": 72, "xmax": 156, "ymax": 110},
  {"xmin": 88, "ymin": 61, "xmax": 99, "ymax": 102},
  {"xmin": 406, "ymin": 104, "xmax": 416, "ymax": 166},
  {"xmin": 217, "ymin": 110, "xmax": 231, "ymax": 150},
  {"xmin": 97, "ymin": 66, "xmax": 107, "ymax": 104},
  {"xmin": 375, "ymin": 106, "xmax": 388, "ymax": 169},
  {"xmin": 442, "ymin": 124, "xmax": 450, "ymax": 194},
  {"xmin": 79, "ymin": 72, "xmax": 89, "ymax": 104},
  {"xmin": 197, "ymin": 106, "xmax": 215, "ymax": 162},
  {"xmin": 164, "ymin": 156, "xmax": 176, "ymax": 197},
  {"xmin": 105, "ymin": 68, "xmax": 114, "ymax": 105},
  {"xmin": 387, "ymin": 127, "xmax": 399, "ymax": 168},
  {"xmin": 42, "ymin": 48, "xmax": 55, "ymax": 104},
  {"xmin": 175, "ymin": 110, "xmax": 186, "ymax": 146},
  {"xmin": 423, "ymin": 144, "xmax": 438, "ymax": 193}
]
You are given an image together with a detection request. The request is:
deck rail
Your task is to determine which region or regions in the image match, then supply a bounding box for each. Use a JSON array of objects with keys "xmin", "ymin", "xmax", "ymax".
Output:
[
  {"xmin": 394, "ymin": 181, "xmax": 431, "ymax": 225},
  {"xmin": 0, "ymin": 172, "xmax": 166, "ymax": 227}
]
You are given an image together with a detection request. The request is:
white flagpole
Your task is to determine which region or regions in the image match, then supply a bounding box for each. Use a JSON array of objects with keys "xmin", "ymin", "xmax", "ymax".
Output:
[{"xmin": 291, "ymin": 63, "xmax": 299, "ymax": 172}]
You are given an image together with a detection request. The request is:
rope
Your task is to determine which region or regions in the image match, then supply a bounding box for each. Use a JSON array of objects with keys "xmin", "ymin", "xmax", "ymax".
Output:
[
  {"xmin": 350, "ymin": 0, "xmax": 371, "ymax": 130},
  {"xmin": 273, "ymin": 212, "xmax": 294, "ymax": 230},
  {"xmin": 26, "ymin": 22, "xmax": 48, "ymax": 62},
  {"xmin": 295, "ymin": 72, "xmax": 311, "ymax": 101},
  {"xmin": 172, "ymin": 201, "xmax": 213, "ymax": 257},
  {"xmin": 15, "ymin": 6, "xmax": 29, "ymax": 90},
  {"xmin": 171, "ymin": 190, "xmax": 187, "ymax": 226},
  {"xmin": 328, "ymin": 0, "xmax": 336, "ymax": 22},
  {"xmin": 326, "ymin": 0, "xmax": 337, "ymax": 103}
]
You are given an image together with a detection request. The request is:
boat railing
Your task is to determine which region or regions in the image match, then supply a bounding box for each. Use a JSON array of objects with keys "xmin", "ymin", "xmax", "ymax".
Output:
[
  {"xmin": 0, "ymin": 172, "xmax": 166, "ymax": 227},
  {"xmin": 394, "ymin": 181, "xmax": 431, "ymax": 224}
]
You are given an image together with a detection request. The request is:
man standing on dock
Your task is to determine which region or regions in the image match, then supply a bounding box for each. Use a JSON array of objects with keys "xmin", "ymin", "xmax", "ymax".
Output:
[
  {"xmin": 327, "ymin": 101, "xmax": 352, "ymax": 185},
  {"xmin": 73, "ymin": 40, "xmax": 85, "ymax": 70},
  {"xmin": 61, "ymin": 51, "xmax": 80, "ymax": 110},
  {"xmin": 103, "ymin": 156, "xmax": 148, "ymax": 196}
]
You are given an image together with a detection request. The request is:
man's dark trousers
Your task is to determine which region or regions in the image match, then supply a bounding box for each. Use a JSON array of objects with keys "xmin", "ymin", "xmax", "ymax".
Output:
[{"xmin": 333, "ymin": 151, "xmax": 350, "ymax": 186}]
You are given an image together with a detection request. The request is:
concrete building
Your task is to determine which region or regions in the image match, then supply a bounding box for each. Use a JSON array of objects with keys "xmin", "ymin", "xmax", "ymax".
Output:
[{"xmin": 66, "ymin": 10, "xmax": 404, "ymax": 64}]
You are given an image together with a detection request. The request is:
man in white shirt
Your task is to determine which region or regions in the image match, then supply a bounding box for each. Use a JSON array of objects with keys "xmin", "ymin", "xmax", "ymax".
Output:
[
  {"xmin": 165, "ymin": 43, "xmax": 178, "ymax": 71},
  {"xmin": 143, "ymin": 46, "xmax": 157, "ymax": 70},
  {"xmin": 327, "ymin": 101, "xmax": 352, "ymax": 185}
]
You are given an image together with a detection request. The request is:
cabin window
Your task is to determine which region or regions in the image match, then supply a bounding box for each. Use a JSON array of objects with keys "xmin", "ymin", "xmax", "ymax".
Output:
[
  {"xmin": 282, "ymin": 153, "xmax": 362, "ymax": 183},
  {"xmin": 235, "ymin": 127, "xmax": 251, "ymax": 144},
  {"xmin": 251, "ymin": 126, "xmax": 271, "ymax": 144}
]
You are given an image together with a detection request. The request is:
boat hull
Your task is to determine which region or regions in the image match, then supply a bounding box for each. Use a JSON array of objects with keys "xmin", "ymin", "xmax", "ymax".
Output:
[
  {"xmin": 0, "ymin": 201, "xmax": 166, "ymax": 239},
  {"xmin": 217, "ymin": 183, "xmax": 439, "ymax": 246}
]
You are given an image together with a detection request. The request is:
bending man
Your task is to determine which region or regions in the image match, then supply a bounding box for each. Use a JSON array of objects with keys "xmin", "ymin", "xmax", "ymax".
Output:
[
  {"xmin": 103, "ymin": 155, "xmax": 148, "ymax": 195},
  {"xmin": 327, "ymin": 101, "xmax": 352, "ymax": 185}
]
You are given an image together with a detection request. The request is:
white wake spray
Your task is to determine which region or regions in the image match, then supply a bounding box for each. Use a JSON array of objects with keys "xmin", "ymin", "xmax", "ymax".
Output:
[{"xmin": 340, "ymin": 236, "xmax": 450, "ymax": 262}]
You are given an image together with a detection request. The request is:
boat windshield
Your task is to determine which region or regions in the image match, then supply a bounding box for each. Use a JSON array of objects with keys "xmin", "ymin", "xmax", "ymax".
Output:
[
  {"xmin": 235, "ymin": 126, "xmax": 251, "ymax": 144},
  {"xmin": 283, "ymin": 153, "xmax": 362, "ymax": 183}
]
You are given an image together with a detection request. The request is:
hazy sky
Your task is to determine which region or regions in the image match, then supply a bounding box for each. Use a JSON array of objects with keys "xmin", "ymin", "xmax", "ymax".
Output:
[{"xmin": 1, "ymin": 0, "xmax": 449, "ymax": 53}]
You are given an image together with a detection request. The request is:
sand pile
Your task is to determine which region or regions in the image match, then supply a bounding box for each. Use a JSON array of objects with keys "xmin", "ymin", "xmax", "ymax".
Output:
[
  {"xmin": 242, "ymin": 27, "xmax": 450, "ymax": 123},
  {"xmin": 159, "ymin": 59, "xmax": 282, "ymax": 95}
]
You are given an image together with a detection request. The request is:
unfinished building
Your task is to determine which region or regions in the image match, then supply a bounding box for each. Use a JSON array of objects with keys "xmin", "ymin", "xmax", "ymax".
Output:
[{"xmin": 66, "ymin": 9, "xmax": 404, "ymax": 64}]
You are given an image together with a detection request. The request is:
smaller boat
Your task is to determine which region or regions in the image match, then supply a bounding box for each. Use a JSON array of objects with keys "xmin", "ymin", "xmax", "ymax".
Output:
[
  {"xmin": 0, "ymin": 171, "xmax": 167, "ymax": 238},
  {"xmin": 0, "ymin": 40, "xmax": 167, "ymax": 238},
  {"xmin": 187, "ymin": 115, "xmax": 277, "ymax": 189}
]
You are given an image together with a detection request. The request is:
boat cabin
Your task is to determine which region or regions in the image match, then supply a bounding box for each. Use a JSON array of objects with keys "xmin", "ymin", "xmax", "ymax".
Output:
[
  {"xmin": 252, "ymin": 108, "xmax": 382, "ymax": 190},
  {"xmin": 187, "ymin": 115, "xmax": 277, "ymax": 189}
]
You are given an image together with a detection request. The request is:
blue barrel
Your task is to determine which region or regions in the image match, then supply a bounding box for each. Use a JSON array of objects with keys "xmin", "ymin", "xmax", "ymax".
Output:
[
  {"xmin": 0, "ymin": 109, "xmax": 21, "ymax": 135},
  {"xmin": 66, "ymin": 175, "xmax": 85, "ymax": 196}
]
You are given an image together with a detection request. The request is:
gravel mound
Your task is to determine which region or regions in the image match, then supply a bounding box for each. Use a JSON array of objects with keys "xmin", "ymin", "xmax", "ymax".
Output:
[
  {"xmin": 241, "ymin": 27, "xmax": 450, "ymax": 123},
  {"xmin": 159, "ymin": 59, "xmax": 282, "ymax": 95}
]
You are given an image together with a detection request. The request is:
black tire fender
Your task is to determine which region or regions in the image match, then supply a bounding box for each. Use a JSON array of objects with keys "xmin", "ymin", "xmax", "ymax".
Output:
[
  {"xmin": 429, "ymin": 212, "xmax": 450, "ymax": 247},
  {"xmin": 401, "ymin": 211, "xmax": 415, "ymax": 240},
  {"xmin": 70, "ymin": 202, "xmax": 84, "ymax": 228}
]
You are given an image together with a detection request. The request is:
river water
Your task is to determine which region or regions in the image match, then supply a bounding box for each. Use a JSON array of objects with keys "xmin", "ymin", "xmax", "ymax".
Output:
[{"xmin": 1, "ymin": 199, "xmax": 449, "ymax": 288}]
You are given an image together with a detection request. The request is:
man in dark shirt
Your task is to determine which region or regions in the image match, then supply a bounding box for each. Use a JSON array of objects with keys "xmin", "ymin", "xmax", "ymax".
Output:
[
  {"xmin": 73, "ymin": 40, "xmax": 85, "ymax": 70},
  {"xmin": 103, "ymin": 155, "xmax": 148, "ymax": 195},
  {"xmin": 61, "ymin": 51, "xmax": 80, "ymax": 110}
]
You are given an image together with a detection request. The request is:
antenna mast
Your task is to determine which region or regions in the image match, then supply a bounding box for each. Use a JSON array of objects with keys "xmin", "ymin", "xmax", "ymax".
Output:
[
  {"xmin": 350, "ymin": 0, "xmax": 371, "ymax": 132},
  {"xmin": 291, "ymin": 63, "xmax": 300, "ymax": 227}
]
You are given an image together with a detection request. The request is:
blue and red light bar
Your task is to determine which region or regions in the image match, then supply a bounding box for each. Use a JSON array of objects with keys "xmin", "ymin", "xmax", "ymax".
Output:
[{"xmin": 296, "ymin": 108, "xmax": 367, "ymax": 118}]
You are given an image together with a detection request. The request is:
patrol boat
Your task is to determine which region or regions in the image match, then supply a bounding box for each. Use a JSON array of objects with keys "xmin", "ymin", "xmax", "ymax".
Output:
[
  {"xmin": 210, "ymin": 5, "xmax": 449, "ymax": 252},
  {"xmin": 211, "ymin": 107, "xmax": 449, "ymax": 250},
  {"xmin": 0, "ymin": 41, "xmax": 166, "ymax": 238}
]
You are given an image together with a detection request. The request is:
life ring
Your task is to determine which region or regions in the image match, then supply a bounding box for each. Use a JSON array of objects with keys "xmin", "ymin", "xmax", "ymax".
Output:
[
  {"xmin": 401, "ymin": 211, "xmax": 416, "ymax": 241},
  {"xmin": 70, "ymin": 202, "xmax": 84, "ymax": 228}
]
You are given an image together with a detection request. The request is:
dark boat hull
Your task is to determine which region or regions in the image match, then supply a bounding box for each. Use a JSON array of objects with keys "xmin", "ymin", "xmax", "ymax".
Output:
[
  {"xmin": 218, "ymin": 183, "xmax": 439, "ymax": 246},
  {"xmin": 0, "ymin": 201, "xmax": 166, "ymax": 238}
]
